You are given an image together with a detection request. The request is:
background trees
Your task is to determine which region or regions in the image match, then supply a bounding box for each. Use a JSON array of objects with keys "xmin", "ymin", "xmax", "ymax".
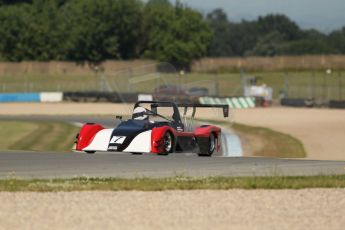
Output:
[
  {"xmin": 142, "ymin": 1, "xmax": 212, "ymax": 69},
  {"xmin": 206, "ymin": 9, "xmax": 344, "ymax": 58},
  {"xmin": 0, "ymin": 1, "xmax": 345, "ymax": 68},
  {"xmin": 0, "ymin": 0, "xmax": 212, "ymax": 68},
  {"xmin": 62, "ymin": 0, "xmax": 143, "ymax": 63}
]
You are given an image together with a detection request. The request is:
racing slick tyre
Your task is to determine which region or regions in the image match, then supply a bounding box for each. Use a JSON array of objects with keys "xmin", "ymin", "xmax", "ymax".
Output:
[
  {"xmin": 158, "ymin": 132, "xmax": 173, "ymax": 155},
  {"xmin": 85, "ymin": 151, "xmax": 96, "ymax": 154},
  {"xmin": 198, "ymin": 133, "xmax": 216, "ymax": 157}
]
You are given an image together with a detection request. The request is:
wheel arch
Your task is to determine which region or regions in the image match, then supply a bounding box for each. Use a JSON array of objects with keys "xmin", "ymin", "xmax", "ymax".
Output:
[
  {"xmin": 195, "ymin": 125, "xmax": 221, "ymax": 157},
  {"xmin": 151, "ymin": 126, "xmax": 177, "ymax": 154},
  {"xmin": 76, "ymin": 123, "xmax": 105, "ymax": 151}
]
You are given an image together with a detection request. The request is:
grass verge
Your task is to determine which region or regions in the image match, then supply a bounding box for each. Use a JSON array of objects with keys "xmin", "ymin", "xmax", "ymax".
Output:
[
  {"xmin": 198, "ymin": 119, "xmax": 306, "ymax": 158},
  {"xmin": 1, "ymin": 175, "xmax": 345, "ymax": 192},
  {"xmin": 0, "ymin": 121, "xmax": 79, "ymax": 152},
  {"xmin": 232, "ymin": 123, "xmax": 306, "ymax": 158}
]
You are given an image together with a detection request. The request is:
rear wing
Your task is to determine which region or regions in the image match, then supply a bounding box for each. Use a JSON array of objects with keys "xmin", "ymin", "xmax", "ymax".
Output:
[
  {"xmin": 134, "ymin": 101, "xmax": 229, "ymax": 117},
  {"xmin": 177, "ymin": 104, "xmax": 229, "ymax": 118},
  {"xmin": 135, "ymin": 101, "xmax": 229, "ymax": 131},
  {"xmin": 176, "ymin": 104, "xmax": 229, "ymax": 131},
  {"xmin": 134, "ymin": 101, "xmax": 229, "ymax": 119}
]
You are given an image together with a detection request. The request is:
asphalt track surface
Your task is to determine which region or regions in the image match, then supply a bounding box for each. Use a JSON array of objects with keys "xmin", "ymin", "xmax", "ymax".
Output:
[
  {"xmin": 1, "ymin": 115, "xmax": 345, "ymax": 179},
  {"xmin": 1, "ymin": 151, "xmax": 345, "ymax": 179}
]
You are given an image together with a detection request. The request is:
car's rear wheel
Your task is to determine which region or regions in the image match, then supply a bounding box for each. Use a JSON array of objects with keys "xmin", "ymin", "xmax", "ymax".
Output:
[
  {"xmin": 209, "ymin": 133, "xmax": 216, "ymax": 153},
  {"xmin": 198, "ymin": 133, "xmax": 216, "ymax": 157},
  {"xmin": 159, "ymin": 132, "xmax": 173, "ymax": 155}
]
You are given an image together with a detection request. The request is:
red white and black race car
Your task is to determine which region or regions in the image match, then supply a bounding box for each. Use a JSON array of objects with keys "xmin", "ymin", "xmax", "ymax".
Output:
[{"xmin": 75, "ymin": 101, "xmax": 229, "ymax": 156}]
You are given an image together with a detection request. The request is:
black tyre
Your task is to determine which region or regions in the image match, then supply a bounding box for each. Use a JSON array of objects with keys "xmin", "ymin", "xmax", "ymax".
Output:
[
  {"xmin": 159, "ymin": 132, "xmax": 173, "ymax": 155},
  {"xmin": 85, "ymin": 151, "xmax": 95, "ymax": 154},
  {"xmin": 198, "ymin": 133, "xmax": 216, "ymax": 157},
  {"xmin": 75, "ymin": 133, "xmax": 79, "ymax": 144}
]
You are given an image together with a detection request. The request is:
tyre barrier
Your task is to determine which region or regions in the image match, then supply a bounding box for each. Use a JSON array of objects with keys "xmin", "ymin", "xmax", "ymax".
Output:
[
  {"xmin": 199, "ymin": 97, "xmax": 256, "ymax": 109},
  {"xmin": 64, "ymin": 92, "xmax": 200, "ymax": 104},
  {"xmin": 63, "ymin": 92, "xmax": 138, "ymax": 103},
  {"xmin": 280, "ymin": 98, "xmax": 315, "ymax": 107},
  {"xmin": 329, "ymin": 100, "xmax": 345, "ymax": 109}
]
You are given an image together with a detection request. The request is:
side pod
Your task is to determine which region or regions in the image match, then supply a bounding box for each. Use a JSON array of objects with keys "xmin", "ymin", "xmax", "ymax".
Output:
[{"xmin": 76, "ymin": 123, "xmax": 104, "ymax": 151}]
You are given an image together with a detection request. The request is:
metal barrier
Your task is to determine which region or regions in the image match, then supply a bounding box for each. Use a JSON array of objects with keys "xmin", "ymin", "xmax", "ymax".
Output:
[
  {"xmin": 0, "ymin": 93, "xmax": 40, "ymax": 102},
  {"xmin": 0, "ymin": 92, "xmax": 62, "ymax": 103}
]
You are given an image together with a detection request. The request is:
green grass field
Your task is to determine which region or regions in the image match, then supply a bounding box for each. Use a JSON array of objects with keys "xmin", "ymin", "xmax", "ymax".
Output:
[
  {"xmin": 0, "ymin": 121, "xmax": 79, "ymax": 152},
  {"xmin": 1, "ymin": 175, "xmax": 345, "ymax": 191},
  {"xmin": 1, "ymin": 71, "xmax": 344, "ymax": 100}
]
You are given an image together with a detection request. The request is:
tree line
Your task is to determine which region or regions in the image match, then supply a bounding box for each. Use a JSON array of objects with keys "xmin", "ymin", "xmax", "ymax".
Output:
[
  {"xmin": 0, "ymin": 0, "xmax": 211, "ymax": 69},
  {"xmin": 0, "ymin": 0, "xmax": 345, "ymax": 69},
  {"xmin": 207, "ymin": 9, "xmax": 345, "ymax": 57}
]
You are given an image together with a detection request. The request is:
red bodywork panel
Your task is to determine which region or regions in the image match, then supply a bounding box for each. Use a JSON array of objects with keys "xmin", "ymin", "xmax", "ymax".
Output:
[
  {"xmin": 151, "ymin": 126, "xmax": 176, "ymax": 154},
  {"xmin": 194, "ymin": 125, "xmax": 221, "ymax": 138},
  {"xmin": 76, "ymin": 124, "xmax": 104, "ymax": 151},
  {"xmin": 194, "ymin": 125, "xmax": 222, "ymax": 151},
  {"xmin": 151, "ymin": 125, "xmax": 222, "ymax": 154}
]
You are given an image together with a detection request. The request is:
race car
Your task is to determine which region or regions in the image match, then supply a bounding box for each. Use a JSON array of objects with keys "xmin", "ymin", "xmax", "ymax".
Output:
[{"xmin": 74, "ymin": 101, "xmax": 229, "ymax": 156}]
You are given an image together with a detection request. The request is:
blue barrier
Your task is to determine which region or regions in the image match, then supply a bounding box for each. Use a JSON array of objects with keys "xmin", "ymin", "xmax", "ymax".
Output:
[{"xmin": 0, "ymin": 93, "xmax": 40, "ymax": 102}]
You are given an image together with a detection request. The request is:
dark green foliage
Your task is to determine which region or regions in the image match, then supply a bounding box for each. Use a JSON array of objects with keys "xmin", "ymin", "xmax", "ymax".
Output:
[
  {"xmin": 1, "ymin": 1, "xmax": 345, "ymax": 65},
  {"xmin": 257, "ymin": 14, "xmax": 302, "ymax": 41},
  {"xmin": 278, "ymin": 39, "xmax": 336, "ymax": 55},
  {"xmin": 206, "ymin": 9, "xmax": 234, "ymax": 56},
  {"xmin": 146, "ymin": 0, "xmax": 171, "ymax": 7},
  {"xmin": 328, "ymin": 27, "xmax": 345, "ymax": 53},
  {"xmin": 142, "ymin": 2, "xmax": 212, "ymax": 69},
  {"xmin": 0, "ymin": 4, "xmax": 31, "ymax": 61},
  {"xmin": 0, "ymin": 0, "xmax": 32, "ymax": 5},
  {"xmin": 0, "ymin": 0, "xmax": 211, "ymax": 67},
  {"xmin": 248, "ymin": 31, "xmax": 285, "ymax": 56},
  {"xmin": 0, "ymin": 0, "xmax": 74, "ymax": 61},
  {"xmin": 207, "ymin": 10, "xmax": 345, "ymax": 57},
  {"xmin": 62, "ymin": 0, "xmax": 143, "ymax": 63}
]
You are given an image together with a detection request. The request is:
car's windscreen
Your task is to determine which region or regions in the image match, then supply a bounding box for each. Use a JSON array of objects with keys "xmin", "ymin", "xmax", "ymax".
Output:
[{"xmin": 135, "ymin": 103, "xmax": 175, "ymax": 122}]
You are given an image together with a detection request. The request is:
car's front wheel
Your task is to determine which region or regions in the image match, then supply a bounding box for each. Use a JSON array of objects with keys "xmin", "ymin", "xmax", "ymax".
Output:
[
  {"xmin": 159, "ymin": 132, "xmax": 173, "ymax": 155},
  {"xmin": 85, "ymin": 151, "xmax": 95, "ymax": 154}
]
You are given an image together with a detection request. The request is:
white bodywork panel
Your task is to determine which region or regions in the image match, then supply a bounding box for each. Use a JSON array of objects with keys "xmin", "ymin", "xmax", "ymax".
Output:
[
  {"xmin": 123, "ymin": 130, "xmax": 152, "ymax": 153},
  {"xmin": 83, "ymin": 129, "xmax": 114, "ymax": 151}
]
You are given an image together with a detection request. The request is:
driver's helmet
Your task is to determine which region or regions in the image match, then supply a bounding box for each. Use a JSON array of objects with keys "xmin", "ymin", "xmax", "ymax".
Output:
[{"xmin": 133, "ymin": 106, "xmax": 148, "ymax": 120}]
